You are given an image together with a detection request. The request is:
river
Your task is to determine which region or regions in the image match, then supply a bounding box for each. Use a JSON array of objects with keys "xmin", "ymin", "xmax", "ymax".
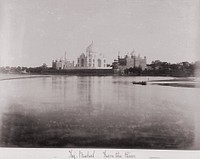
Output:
[{"xmin": 0, "ymin": 74, "xmax": 199, "ymax": 149}]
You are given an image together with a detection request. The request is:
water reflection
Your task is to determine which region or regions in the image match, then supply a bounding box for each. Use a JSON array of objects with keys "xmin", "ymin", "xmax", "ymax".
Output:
[{"xmin": 0, "ymin": 76, "xmax": 198, "ymax": 149}]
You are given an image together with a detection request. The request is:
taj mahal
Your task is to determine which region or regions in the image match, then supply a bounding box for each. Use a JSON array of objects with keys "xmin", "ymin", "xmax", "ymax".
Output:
[
  {"xmin": 77, "ymin": 41, "xmax": 107, "ymax": 68},
  {"xmin": 52, "ymin": 41, "xmax": 108, "ymax": 70},
  {"xmin": 52, "ymin": 41, "xmax": 147, "ymax": 71}
]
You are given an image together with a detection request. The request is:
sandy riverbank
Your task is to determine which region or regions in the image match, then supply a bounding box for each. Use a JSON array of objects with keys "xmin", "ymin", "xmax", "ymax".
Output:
[{"xmin": 148, "ymin": 78, "xmax": 200, "ymax": 88}]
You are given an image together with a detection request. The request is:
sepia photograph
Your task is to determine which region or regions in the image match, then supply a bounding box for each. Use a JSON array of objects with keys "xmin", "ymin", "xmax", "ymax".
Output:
[{"xmin": 0, "ymin": 0, "xmax": 200, "ymax": 158}]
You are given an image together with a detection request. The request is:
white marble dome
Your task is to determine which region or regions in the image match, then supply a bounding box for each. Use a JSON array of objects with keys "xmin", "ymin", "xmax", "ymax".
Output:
[{"xmin": 86, "ymin": 41, "xmax": 98, "ymax": 54}]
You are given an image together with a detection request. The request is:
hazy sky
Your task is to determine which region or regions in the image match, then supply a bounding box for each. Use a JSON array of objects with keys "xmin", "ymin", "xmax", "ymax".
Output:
[{"xmin": 0, "ymin": 0, "xmax": 200, "ymax": 67}]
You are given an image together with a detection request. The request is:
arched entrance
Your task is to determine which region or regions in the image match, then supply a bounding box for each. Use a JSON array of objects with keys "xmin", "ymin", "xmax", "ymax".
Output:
[
  {"xmin": 98, "ymin": 59, "xmax": 101, "ymax": 67},
  {"xmin": 81, "ymin": 59, "xmax": 84, "ymax": 67}
]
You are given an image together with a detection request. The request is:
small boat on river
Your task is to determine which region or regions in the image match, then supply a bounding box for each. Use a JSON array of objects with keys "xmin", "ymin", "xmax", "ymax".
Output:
[{"xmin": 132, "ymin": 81, "xmax": 147, "ymax": 85}]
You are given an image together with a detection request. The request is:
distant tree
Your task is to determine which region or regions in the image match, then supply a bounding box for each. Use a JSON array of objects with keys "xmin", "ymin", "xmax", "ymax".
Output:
[
  {"xmin": 128, "ymin": 67, "xmax": 134, "ymax": 74},
  {"xmin": 42, "ymin": 63, "xmax": 47, "ymax": 68},
  {"xmin": 195, "ymin": 61, "xmax": 200, "ymax": 69},
  {"xmin": 124, "ymin": 68, "xmax": 129, "ymax": 75}
]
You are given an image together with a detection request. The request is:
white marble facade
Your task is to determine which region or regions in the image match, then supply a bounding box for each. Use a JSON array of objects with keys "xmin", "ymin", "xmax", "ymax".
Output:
[{"xmin": 77, "ymin": 42, "xmax": 107, "ymax": 69}]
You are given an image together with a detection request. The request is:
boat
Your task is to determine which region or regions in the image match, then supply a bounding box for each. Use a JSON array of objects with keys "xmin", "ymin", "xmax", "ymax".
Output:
[{"xmin": 132, "ymin": 81, "xmax": 147, "ymax": 85}]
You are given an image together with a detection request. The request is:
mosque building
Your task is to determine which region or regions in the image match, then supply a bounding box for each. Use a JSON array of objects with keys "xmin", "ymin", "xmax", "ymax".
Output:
[
  {"xmin": 114, "ymin": 50, "xmax": 147, "ymax": 71},
  {"xmin": 77, "ymin": 41, "xmax": 108, "ymax": 69},
  {"xmin": 52, "ymin": 52, "xmax": 74, "ymax": 70}
]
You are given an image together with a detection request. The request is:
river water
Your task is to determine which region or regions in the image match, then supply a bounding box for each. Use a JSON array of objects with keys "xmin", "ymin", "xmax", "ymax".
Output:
[{"xmin": 0, "ymin": 74, "xmax": 199, "ymax": 149}]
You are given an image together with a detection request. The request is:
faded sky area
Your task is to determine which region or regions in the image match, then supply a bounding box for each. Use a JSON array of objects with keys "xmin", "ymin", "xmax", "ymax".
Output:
[{"xmin": 0, "ymin": 0, "xmax": 200, "ymax": 67}]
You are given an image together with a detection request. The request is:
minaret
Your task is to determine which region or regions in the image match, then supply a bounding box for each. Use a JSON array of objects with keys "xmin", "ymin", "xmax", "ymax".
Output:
[
  {"xmin": 64, "ymin": 51, "xmax": 67, "ymax": 61},
  {"xmin": 130, "ymin": 49, "xmax": 135, "ymax": 58},
  {"xmin": 118, "ymin": 51, "xmax": 120, "ymax": 59}
]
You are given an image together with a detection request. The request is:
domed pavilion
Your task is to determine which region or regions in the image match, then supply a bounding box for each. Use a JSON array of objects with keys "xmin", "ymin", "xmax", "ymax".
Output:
[{"xmin": 77, "ymin": 42, "xmax": 107, "ymax": 68}]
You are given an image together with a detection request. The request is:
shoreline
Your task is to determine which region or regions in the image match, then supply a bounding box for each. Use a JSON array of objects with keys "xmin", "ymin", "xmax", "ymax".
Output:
[
  {"xmin": 0, "ymin": 72, "xmax": 197, "ymax": 77},
  {"xmin": 1, "ymin": 73, "xmax": 199, "ymax": 89},
  {"xmin": 152, "ymin": 82, "xmax": 200, "ymax": 88},
  {"xmin": 0, "ymin": 75, "xmax": 52, "ymax": 81}
]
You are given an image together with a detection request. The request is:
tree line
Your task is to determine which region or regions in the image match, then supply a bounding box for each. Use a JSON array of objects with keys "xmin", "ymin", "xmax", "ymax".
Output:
[
  {"xmin": 1, "ymin": 61, "xmax": 200, "ymax": 77},
  {"xmin": 0, "ymin": 63, "xmax": 48, "ymax": 74},
  {"xmin": 123, "ymin": 60, "xmax": 200, "ymax": 77}
]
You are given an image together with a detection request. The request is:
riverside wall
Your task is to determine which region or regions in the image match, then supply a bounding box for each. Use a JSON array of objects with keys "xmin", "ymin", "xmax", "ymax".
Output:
[{"xmin": 41, "ymin": 68, "xmax": 114, "ymax": 76}]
